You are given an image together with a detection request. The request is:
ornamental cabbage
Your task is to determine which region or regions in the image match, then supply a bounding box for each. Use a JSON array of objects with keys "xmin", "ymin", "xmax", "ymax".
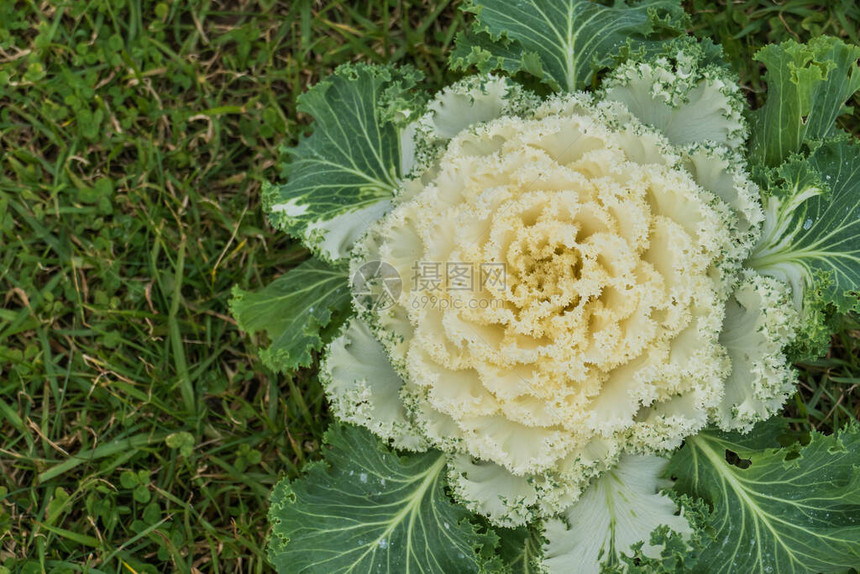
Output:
[
  {"xmin": 325, "ymin": 56, "xmax": 797, "ymax": 526},
  {"xmin": 232, "ymin": 1, "xmax": 860, "ymax": 571}
]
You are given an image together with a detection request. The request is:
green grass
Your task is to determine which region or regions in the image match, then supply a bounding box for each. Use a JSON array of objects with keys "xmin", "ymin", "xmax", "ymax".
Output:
[{"xmin": 0, "ymin": 0, "xmax": 857, "ymax": 572}]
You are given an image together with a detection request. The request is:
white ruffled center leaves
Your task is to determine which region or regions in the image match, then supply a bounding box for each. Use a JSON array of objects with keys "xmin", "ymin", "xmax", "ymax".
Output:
[
  {"xmin": 353, "ymin": 93, "xmax": 740, "ymax": 500},
  {"xmin": 404, "ymin": 74, "xmax": 540, "ymax": 177},
  {"xmin": 602, "ymin": 49, "xmax": 747, "ymax": 151},
  {"xmin": 322, "ymin": 317, "xmax": 426, "ymax": 451},
  {"xmin": 446, "ymin": 454, "xmax": 541, "ymax": 528},
  {"xmin": 681, "ymin": 145, "xmax": 763, "ymax": 279},
  {"xmin": 714, "ymin": 271, "xmax": 799, "ymax": 431}
]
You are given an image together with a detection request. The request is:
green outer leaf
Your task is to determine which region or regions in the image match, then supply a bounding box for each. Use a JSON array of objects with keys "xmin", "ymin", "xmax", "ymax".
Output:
[
  {"xmin": 669, "ymin": 423, "xmax": 860, "ymax": 574},
  {"xmin": 451, "ymin": 0, "xmax": 686, "ymax": 92},
  {"xmin": 496, "ymin": 526, "xmax": 543, "ymax": 574},
  {"xmin": 750, "ymin": 36, "xmax": 860, "ymax": 167},
  {"xmin": 450, "ymin": 30, "xmax": 546, "ymax": 86},
  {"xmin": 748, "ymin": 140, "xmax": 860, "ymax": 316},
  {"xmin": 266, "ymin": 63, "xmax": 421, "ymax": 260},
  {"xmin": 229, "ymin": 258, "xmax": 351, "ymax": 373},
  {"xmin": 612, "ymin": 519, "xmax": 704, "ymax": 574},
  {"xmin": 267, "ymin": 424, "xmax": 498, "ymax": 574}
]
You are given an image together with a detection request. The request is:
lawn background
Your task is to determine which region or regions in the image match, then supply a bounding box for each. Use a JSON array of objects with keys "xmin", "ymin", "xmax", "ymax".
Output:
[{"xmin": 0, "ymin": 0, "xmax": 858, "ymax": 572}]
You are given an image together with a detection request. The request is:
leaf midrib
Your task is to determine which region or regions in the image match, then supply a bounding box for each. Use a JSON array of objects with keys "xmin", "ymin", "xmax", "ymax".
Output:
[
  {"xmin": 692, "ymin": 436, "xmax": 809, "ymax": 571},
  {"xmin": 337, "ymin": 454, "xmax": 446, "ymax": 574}
]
